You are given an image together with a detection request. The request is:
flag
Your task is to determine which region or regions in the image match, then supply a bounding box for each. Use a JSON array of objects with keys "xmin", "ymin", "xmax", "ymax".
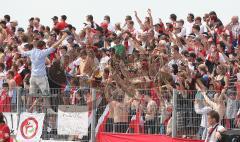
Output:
[
  {"xmin": 88, "ymin": 95, "xmax": 102, "ymax": 127},
  {"xmin": 95, "ymin": 105, "xmax": 110, "ymax": 141},
  {"xmin": 129, "ymin": 110, "xmax": 144, "ymax": 133}
]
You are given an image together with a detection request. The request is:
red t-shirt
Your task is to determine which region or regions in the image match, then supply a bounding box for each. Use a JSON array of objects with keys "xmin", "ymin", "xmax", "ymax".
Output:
[
  {"xmin": 14, "ymin": 73, "xmax": 22, "ymax": 86},
  {"xmin": 0, "ymin": 90, "xmax": 11, "ymax": 112},
  {"xmin": 55, "ymin": 21, "xmax": 68, "ymax": 30},
  {"xmin": 0, "ymin": 123, "xmax": 10, "ymax": 142},
  {"xmin": 198, "ymin": 49, "xmax": 206, "ymax": 57},
  {"xmin": 6, "ymin": 56, "xmax": 13, "ymax": 70}
]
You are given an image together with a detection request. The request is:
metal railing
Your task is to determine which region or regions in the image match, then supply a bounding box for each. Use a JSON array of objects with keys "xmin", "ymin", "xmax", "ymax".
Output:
[
  {"xmin": 1, "ymin": 87, "xmax": 240, "ymax": 141},
  {"xmin": 172, "ymin": 89, "xmax": 240, "ymax": 140}
]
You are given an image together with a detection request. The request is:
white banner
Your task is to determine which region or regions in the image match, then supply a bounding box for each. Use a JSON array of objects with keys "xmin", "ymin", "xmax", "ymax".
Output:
[
  {"xmin": 57, "ymin": 105, "xmax": 88, "ymax": 136},
  {"xmin": 2, "ymin": 113, "xmax": 18, "ymax": 135},
  {"xmin": 16, "ymin": 112, "xmax": 45, "ymax": 142}
]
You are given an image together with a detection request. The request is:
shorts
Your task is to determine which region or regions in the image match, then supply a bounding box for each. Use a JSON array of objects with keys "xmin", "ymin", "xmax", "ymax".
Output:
[{"xmin": 29, "ymin": 75, "xmax": 50, "ymax": 96}]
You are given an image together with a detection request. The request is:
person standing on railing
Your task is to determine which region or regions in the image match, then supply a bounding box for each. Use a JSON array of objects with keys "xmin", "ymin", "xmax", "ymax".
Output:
[
  {"xmin": 17, "ymin": 32, "xmax": 68, "ymax": 113},
  {"xmin": 0, "ymin": 112, "xmax": 10, "ymax": 142},
  {"xmin": 205, "ymin": 110, "xmax": 226, "ymax": 142}
]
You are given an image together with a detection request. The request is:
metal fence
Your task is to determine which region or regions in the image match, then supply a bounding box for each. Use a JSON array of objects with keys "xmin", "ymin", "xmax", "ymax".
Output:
[
  {"xmin": 172, "ymin": 90, "xmax": 240, "ymax": 140},
  {"xmin": 1, "ymin": 87, "xmax": 97, "ymax": 141},
  {"xmin": 1, "ymin": 87, "xmax": 240, "ymax": 141}
]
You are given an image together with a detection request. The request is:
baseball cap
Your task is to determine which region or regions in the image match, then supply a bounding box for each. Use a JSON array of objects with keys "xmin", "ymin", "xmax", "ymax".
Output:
[
  {"xmin": 52, "ymin": 16, "xmax": 58, "ymax": 20},
  {"xmin": 17, "ymin": 27, "xmax": 24, "ymax": 32}
]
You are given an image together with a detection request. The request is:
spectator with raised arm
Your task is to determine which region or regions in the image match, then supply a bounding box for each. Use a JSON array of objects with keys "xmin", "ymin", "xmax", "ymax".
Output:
[{"xmin": 17, "ymin": 32, "xmax": 68, "ymax": 113}]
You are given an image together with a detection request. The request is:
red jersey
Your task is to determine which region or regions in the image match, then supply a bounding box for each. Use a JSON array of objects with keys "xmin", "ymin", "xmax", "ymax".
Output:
[
  {"xmin": 0, "ymin": 123, "xmax": 10, "ymax": 142},
  {"xmin": 55, "ymin": 21, "xmax": 68, "ymax": 30},
  {"xmin": 14, "ymin": 73, "xmax": 22, "ymax": 86},
  {"xmin": 0, "ymin": 90, "xmax": 11, "ymax": 112}
]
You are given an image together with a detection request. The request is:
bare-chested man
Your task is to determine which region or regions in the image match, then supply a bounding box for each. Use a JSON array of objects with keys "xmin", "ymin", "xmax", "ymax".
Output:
[
  {"xmin": 111, "ymin": 88, "xmax": 130, "ymax": 133},
  {"xmin": 144, "ymin": 92, "xmax": 157, "ymax": 134}
]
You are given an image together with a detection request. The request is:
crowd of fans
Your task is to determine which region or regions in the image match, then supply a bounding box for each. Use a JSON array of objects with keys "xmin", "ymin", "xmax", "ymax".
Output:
[{"xmin": 0, "ymin": 9, "xmax": 240, "ymax": 140}]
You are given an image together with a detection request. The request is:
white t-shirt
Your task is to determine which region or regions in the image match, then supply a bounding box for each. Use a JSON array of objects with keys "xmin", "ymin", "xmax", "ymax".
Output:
[
  {"xmin": 225, "ymin": 98, "xmax": 238, "ymax": 119},
  {"xmin": 194, "ymin": 104, "xmax": 212, "ymax": 128},
  {"xmin": 202, "ymin": 22, "xmax": 209, "ymax": 33},
  {"xmin": 200, "ymin": 25, "xmax": 205, "ymax": 33},
  {"xmin": 188, "ymin": 62, "xmax": 195, "ymax": 71},
  {"xmin": 0, "ymin": 71, "xmax": 6, "ymax": 88},
  {"xmin": 68, "ymin": 58, "xmax": 81, "ymax": 75},
  {"xmin": 206, "ymin": 53, "xmax": 226, "ymax": 63},
  {"xmin": 205, "ymin": 124, "xmax": 225, "ymax": 142},
  {"xmin": 179, "ymin": 26, "xmax": 186, "ymax": 37},
  {"xmin": 145, "ymin": 100, "xmax": 157, "ymax": 121},
  {"xmin": 99, "ymin": 56, "xmax": 110, "ymax": 72},
  {"xmin": 231, "ymin": 23, "xmax": 240, "ymax": 39},
  {"xmin": 185, "ymin": 22, "xmax": 194, "ymax": 35},
  {"xmin": 107, "ymin": 23, "xmax": 115, "ymax": 32}
]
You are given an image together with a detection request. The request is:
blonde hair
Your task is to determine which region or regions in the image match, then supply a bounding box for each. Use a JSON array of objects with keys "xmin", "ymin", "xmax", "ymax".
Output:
[
  {"xmin": 217, "ymin": 64, "xmax": 227, "ymax": 75},
  {"xmin": 198, "ymin": 64, "xmax": 208, "ymax": 73}
]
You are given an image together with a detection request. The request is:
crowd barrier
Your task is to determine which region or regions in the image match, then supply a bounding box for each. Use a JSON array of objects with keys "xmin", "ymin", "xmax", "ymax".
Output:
[
  {"xmin": 0, "ymin": 87, "xmax": 240, "ymax": 141},
  {"xmin": 98, "ymin": 133, "xmax": 204, "ymax": 142}
]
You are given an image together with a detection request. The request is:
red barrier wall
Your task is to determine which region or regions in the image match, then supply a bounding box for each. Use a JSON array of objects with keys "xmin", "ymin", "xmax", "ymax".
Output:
[{"xmin": 98, "ymin": 133, "xmax": 204, "ymax": 142}]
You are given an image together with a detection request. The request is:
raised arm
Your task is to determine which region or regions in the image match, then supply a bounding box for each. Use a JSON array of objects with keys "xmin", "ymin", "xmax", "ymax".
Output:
[
  {"xmin": 225, "ymin": 21, "xmax": 233, "ymax": 31},
  {"xmin": 17, "ymin": 45, "xmax": 32, "ymax": 57},
  {"xmin": 72, "ymin": 29, "xmax": 81, "ymax": 44},
  {"xmin": 119, "ymin": 60, "xmax": 132, "ymax": 78},
  {"xmin": 202, "ymin": 91, "xmax": 218, "ymax": 110},
  {"xmin": 147, "ymin": 8, "xmax": 153, "ymax": 28},
  {"xmin": 218, "ymin": 34, "xmax": 232, "ymax": 49},
  {"xmin": 52, "ymin": 32, "xmax": 68, "ymax": 49},
  {"xmin": 130, "ymin": 37, "xmax": 147, "ymax": 54},
  {"xmin": 134, "ymin": 11, "xmax": 145, "ymax": 30},
  {"xmin": 112, "ymin": 71, "xmax": 135, "ymax": 97},
  {"xmin": 104, "ymin": 83, "xmax": 113, "ymax": 101},
  {"xmin": 194, "ymin": 99, "xmax": 212, "ymax": 114}
]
